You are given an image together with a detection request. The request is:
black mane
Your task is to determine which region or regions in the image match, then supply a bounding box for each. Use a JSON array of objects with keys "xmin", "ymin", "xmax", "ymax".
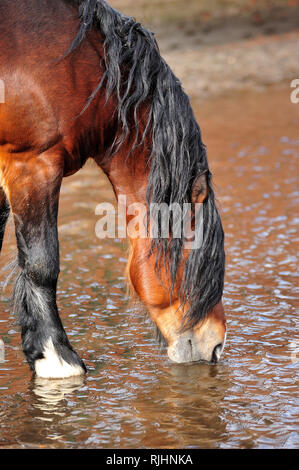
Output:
[{"xmin": 68, "ymin": 0, "xmax": 225, "ymax": 328}]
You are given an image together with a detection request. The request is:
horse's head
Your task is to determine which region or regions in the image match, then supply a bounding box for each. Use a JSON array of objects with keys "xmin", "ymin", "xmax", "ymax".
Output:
[{"xmin": 128, "ymin": 170, "xmax": 226, "ymax": 364}]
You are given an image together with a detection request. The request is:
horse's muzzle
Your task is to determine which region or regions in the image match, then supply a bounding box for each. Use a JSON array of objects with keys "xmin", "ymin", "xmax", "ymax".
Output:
[{"xmin": 167, "ymin": 315, "xmax": 226, "ymax": 364}]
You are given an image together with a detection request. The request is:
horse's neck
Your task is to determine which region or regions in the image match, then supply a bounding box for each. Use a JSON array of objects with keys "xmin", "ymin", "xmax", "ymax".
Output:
[
  {"xmin": 99, "ymin": 145, "xmax": 150, "ymax": 207},
  {"xmin": 96, "ymin": 98, "xmax": 153, "ymax": 206}
]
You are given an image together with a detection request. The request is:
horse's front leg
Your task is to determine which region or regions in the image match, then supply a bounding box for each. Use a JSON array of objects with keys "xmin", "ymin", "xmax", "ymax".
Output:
[
  {"xmin": 4, "ymin": 154, "xmax": 86, "ymax": 378},
  {"xmin": 0, "ymin": 187, "xmax": 10, "ymax": 253}
]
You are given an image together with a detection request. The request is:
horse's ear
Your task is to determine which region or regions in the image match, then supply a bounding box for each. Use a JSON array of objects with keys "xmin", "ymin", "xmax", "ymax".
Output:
[{"xmin": 191, "ymin": 171, "xmax": 209, "ymax": 204}]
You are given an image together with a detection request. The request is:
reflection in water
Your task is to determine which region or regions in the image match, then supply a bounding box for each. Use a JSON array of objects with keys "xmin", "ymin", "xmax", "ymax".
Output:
[
  {"xmin": 129, "ymin": 363, "xmax": 232, "ymax": 448},
  {"xmin": 0, "ymin": 86, "xmax": 298, "ymax": 448},
  {"xmin": 32, "ymin": 376, "xmax": 86, "ymax": 413}
]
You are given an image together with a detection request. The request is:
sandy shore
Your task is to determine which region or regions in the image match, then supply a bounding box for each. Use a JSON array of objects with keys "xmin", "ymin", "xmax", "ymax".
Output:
[{"xmin": 163, "ymin": 30, "xmax": 299, "ymax": 100}]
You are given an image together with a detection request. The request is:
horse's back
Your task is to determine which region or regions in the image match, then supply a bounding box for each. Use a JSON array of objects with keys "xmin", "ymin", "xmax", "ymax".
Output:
[{"xmin": 0, "ymin": 0, "xmax": 105, "ymax": 155}]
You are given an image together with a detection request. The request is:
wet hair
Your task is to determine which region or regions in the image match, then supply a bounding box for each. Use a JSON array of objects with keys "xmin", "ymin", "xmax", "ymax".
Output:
[{"xmin": 68, "ymin": 0, "xmax": 225, "ymax": 328}]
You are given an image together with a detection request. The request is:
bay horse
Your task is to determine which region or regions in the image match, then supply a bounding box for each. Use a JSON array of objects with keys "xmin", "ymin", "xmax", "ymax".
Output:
[{"xmin": 0, "ymin": 0, "xmax": 226, "ymax": 379}]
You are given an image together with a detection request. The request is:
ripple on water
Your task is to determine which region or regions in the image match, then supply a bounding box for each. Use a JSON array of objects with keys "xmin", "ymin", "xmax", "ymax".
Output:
[{"xmin": 0, "ymin": 88, "xmax": 299, "ymax": 449}]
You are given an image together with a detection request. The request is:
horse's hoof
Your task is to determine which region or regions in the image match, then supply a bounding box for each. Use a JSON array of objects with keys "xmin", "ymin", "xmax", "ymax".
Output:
[{"xmin": 34, "ymin": 338, "xmax": 86, "ymax": 379}]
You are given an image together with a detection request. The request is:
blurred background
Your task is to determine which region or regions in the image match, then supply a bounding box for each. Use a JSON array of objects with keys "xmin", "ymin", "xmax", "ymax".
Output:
[{"xmin": 112, "ymin": 0, "xmax": 299, "ymax": 99}]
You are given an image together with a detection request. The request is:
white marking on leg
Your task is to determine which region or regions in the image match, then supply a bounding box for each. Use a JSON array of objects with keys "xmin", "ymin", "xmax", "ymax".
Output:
[{"xmin": 34, "ymin": 338, "xmax": 85, "ymax": 379}]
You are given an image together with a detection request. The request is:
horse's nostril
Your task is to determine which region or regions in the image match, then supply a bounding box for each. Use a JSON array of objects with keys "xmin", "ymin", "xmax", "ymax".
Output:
[{"xmin": 211, "ymin": 343, "xmax": 223, "ymax": 363}]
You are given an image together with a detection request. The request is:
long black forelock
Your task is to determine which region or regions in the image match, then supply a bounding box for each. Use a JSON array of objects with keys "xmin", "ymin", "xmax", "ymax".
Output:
[{"xmin": 69, "ymin": 0, "xmax": 225, "ymax": 329}]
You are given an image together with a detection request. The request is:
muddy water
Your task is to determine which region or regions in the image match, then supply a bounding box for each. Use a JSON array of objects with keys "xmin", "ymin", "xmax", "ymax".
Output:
[{"xmin": 0, "ymin": 85, "xmax": 298, "ymax": 448}]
